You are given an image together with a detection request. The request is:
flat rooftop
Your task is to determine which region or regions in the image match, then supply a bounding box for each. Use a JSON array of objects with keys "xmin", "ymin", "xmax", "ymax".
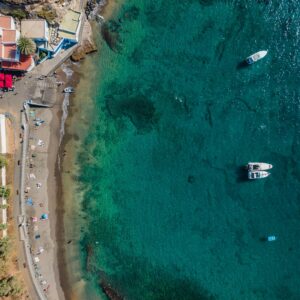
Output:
[
  {"xmin": 59, "ymin": 10, "xmax": 81, "ymax": 34},
  {"xmin": 0, "ymin": 16, "xmax": 13, "ymax": 30},
  {"xmin": 21, "ymin": 19, "xmax": 47, "ymax": 39},
  {"xmin": 1, "ymin": 54, "xmax": 33, "ymax": 71},
  {"xmin": 3, "ymin": 44, "xmax": 17, "ymax": 60},
  {"xmin": 2, "ymin": 29, "xmax": 16, "ymax": 43}
]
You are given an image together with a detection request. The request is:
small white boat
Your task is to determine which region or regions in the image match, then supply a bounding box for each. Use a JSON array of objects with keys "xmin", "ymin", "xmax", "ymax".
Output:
[
  {"xmin": 63, "ymin": 87, "xmax": 74, "ymax": 93},
  {"xmin": 248, "ymin": 171, "xmax": 270, "ymax": 180},
  {"xmin": 267, "ymin": 235, "xmax": 277, "ymax": 242},
  {"xmin": 246, "ymin": 50, "xmax": 268, "ymax": 64},
  {"xmin": 247, "ymin": 162, "xmax": 273, "ymax": 171}
]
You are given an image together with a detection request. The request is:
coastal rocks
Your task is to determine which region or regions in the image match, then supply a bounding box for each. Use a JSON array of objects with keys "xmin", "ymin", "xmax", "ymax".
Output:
[
  {"xmin": 71, "ymin": 20, "xmax": 97, "ymax": 62},
  {"xmin": 71, "ymin": 39, "xmax": 97, "ymax": 62},
  {"xmin": 1, "ymin": 0, "xmax": 40, "ymax": 4},
  {"xmin": 86, "ymin": 0, "xmax": 107, "ymax": 20},
  {"xmin": 100, "ymin": 6, "xmax": 140, "ymax": 52}
]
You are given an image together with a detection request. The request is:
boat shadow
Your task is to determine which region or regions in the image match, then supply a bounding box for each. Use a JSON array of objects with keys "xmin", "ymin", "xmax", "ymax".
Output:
[
  {"xmin": 236, "ymin": 60, "xmax": 249, "ymax": 70},
  {"xmin": 236, "ymin": 165, "xmax": 249, "ymax": 182}
]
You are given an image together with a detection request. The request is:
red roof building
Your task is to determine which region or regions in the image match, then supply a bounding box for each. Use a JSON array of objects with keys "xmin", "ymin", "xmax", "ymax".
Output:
[
  {"xmin": 2, "ymin": 29, "xmax": 17, "ymax": 43},
  {"xmin": 1, "ymin": 54, "xmax": 34, "ymax": 72},
  {"xmin": 0, "ymin": 16, "xmax": 14, "ymax": 30},
  {"xmin": 0, "ymin": 15, "xmax": 33, "ymax": 71}
]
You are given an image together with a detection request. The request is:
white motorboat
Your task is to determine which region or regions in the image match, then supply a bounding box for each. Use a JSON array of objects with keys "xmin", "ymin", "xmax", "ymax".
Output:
[
  {"xmin": 246, "ymin": 50, "xmax": 268, "ymax": 64},
  {"xmin": 247, "ymin": 162, "xmax": 273, "ymax": 171},
  {"xmin": 267, "ymin": 235, "xmax": 277, "ymax": 242},
  {"xmin": 63, "ymin": 87, "xmax": 75, "ymax": 93},
  {"xmin": 248, "ymin": 171, "xmax": 270, "ymax": 180}
]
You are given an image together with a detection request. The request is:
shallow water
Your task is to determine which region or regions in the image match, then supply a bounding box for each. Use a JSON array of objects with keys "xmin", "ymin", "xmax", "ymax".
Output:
[{"xmin": 66, "ymin": 1, "xmax": 300, "ymax": 299}]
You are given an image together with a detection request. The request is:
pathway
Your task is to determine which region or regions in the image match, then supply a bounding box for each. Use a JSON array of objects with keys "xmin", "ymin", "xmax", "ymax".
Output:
[
  {"xmin": 0, "ymin": 114, "xmax": 7, "ymax": 238},
  {"xmin": 19, "ymin": 106, "xmax": 47, "ymax": 300}
]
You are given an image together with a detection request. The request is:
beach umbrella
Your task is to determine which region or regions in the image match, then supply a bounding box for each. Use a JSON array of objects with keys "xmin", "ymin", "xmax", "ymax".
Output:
[
  {"xmin": 38, "ymin": 246, "xmax": 44, "ymax": 254},
  {"xmin": 26, "ymin": 198, "xmax": 33, "ymax": 206},
  {"xmin": 31, "ymin": 217, "xmax": 38, "ymax": 222},
  {"xmin": 40, "ymin": 213, "xmax": 48, "ymax": 220}
]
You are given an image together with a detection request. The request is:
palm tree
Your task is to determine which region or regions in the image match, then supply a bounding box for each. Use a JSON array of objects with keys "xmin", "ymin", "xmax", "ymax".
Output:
[
  {"xmin": 0, "ymin": 155, "xmax": 7, "ymax": 168},
  {"xmin": 17, "ymin": 36, "xmax": 36, "ymax": 55}
]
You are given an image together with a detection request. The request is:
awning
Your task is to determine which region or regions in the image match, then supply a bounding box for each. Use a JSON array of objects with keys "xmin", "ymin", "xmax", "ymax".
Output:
[
  {"xmin": 4, "ymin": 74, "xmax": 12, "ymax": 88},
  {"xmin": 0, "ymin": 81, "xmax": 4, "ymax": 88},
  {"xmin": 0, "ymin": 74, "xmax": 4, "ymax": 81}
]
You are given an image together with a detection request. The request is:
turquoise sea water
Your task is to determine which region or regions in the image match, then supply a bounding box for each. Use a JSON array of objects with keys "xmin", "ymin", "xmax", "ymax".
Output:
[{"xmin": 71, "ymin": 1, "xmax": 300, "ymax": 299}]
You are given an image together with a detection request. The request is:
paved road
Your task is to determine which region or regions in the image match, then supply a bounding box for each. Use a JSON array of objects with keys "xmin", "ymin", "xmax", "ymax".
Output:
[
  {"xmin": 0, "ymin": 114, "xmax": 7, "ymax": 237},
  {"xmin": 20, "ymin": 107, "xmax": 48, "ymax": 300}
]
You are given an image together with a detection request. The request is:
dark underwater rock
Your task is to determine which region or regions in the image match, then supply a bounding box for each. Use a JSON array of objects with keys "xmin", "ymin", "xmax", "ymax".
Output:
[
  {"xmin": 85, "ymin": 244, "xmax": 93, "ymax": 272},
  {"xmin": 106, "ymin": 95, "xmax": 158, "ymax": 133},
  {"xmin": 100, "ymin": 280, "xmax": 124, "ymax": 300},
  {"xmin": 199, "ymin": 0, "xmax": 214, "ymax": 6},
  {"xmin": 188, "ymin": 175, "xmax": 196, "ymax": 183},
  {"xmin": 123, "ymin": 5, "xmax": 140, "ymax": 21},
  {"xmin": 101, "ymin": 21, "xmax": 122, "ymax": 52}
]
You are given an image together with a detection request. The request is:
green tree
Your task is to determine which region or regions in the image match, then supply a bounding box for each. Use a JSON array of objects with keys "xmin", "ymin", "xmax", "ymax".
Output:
[
  {"xmin": 37, "ymin": 6, "xmax": 57, "ymax": 23},
  {"xmin": 17, "ymin": 36, "xmax": 36, "ymax": 55},
  {"xmin": 0, "ymin": 276, "xmax": 21, "ymax": 297},
  {"xmin": 10, "ymin": 9, "xmax": 27, "ymax": 20},
  {"xmin": 0, "ymin": 224, "xmax": 7, "ymax": 231},
  {"xmin": 0, "ymin": 238, "xmax": 9, "ymax": 260},
  {"xmin": 0, "ymin": 156, "xmax": 7, "ymax": 169},
  {"xmin": 0, "ymin": 187, "xmax": 10, "ymax": 199}
]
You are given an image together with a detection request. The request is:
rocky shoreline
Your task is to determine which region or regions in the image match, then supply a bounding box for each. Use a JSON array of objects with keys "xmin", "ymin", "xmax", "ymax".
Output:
[
  {"xmin": 86, "ymin": 0, "xmax": 108, "ymax": 20},
  {"xmin": 71, "ymin": 21, "xmax": 98, "ymax": 62}
]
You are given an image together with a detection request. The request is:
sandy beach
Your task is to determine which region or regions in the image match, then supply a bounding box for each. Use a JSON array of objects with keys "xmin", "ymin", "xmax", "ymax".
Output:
[{"xmin": 0, "ymin": 0, "xmax": 119, "ymax": 298}]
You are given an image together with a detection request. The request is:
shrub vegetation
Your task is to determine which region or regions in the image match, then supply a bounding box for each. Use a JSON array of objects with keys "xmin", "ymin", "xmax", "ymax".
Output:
[
  {"xmin": 0, "ymin": 187, "xmax": 10, "ymax": 199},
  {"xmin": 0, "ymin": 156, "xmax": 7, "ymax": 169}
]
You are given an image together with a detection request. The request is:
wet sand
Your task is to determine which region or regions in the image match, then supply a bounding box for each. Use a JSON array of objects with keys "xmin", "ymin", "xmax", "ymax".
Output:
[{"xmin": 56, "ymin": 2, "xmax": 125, "ymax": 299}]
